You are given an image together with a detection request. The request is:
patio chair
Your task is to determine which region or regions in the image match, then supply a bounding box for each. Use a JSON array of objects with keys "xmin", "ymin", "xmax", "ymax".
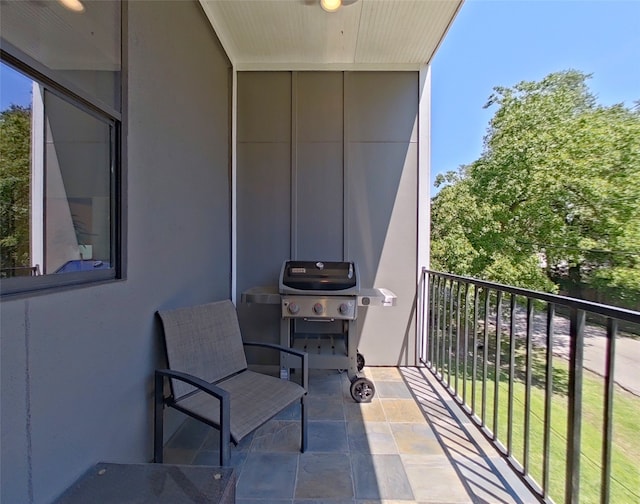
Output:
[{"xmin": 154, "ymin": 299, "xmax": 308, "ymax": 466}]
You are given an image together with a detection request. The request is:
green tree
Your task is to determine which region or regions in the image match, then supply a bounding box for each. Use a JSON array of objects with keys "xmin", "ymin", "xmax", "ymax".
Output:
[
  {"xmin": 0, "ymin": 105, "xmax": 31, "ymax": 275},
  {"xmin": 431, "ymin": 70, "xmax": 640, "ymax": 307}
]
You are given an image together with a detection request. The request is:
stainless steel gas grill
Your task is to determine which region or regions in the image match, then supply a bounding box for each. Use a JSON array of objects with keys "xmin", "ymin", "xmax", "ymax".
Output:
[
  {"xmin": 279, "ymin": 260, "xmax": 394, "ymax": 402},
  {"xmin": 242, "ymin": 259, "xmax": 396, "ymax": 402}
]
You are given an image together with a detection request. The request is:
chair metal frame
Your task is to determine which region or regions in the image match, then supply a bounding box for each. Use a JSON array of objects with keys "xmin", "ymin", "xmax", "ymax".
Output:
[{"xmin": 154, "ymin": 304, "xmax": 308, "ymax": 466}]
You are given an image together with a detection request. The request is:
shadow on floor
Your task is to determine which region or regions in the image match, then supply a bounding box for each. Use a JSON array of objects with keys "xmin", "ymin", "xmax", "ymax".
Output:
[{"xmin": 162, "ymin": 367, "xmax": 539, "ymax": 503}]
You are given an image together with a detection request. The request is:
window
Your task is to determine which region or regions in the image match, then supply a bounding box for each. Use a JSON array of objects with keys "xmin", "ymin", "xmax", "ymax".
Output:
[{"xmin": 0, "ymin": 0, "xmax": 121, "ymax": 295}]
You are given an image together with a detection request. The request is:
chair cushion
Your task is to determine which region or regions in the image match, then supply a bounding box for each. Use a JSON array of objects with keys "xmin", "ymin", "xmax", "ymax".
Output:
[
  {"xmin": 158, "ymin": 300, "xmax": 248, "ymax": 398},
  {"xmin": 177, "ymin": 370, "xmax": 305, "ymax": 443}
]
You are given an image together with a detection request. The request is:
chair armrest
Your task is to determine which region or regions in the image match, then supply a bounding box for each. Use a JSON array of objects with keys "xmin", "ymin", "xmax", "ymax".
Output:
[
  {"xmin": 243, "ymin": 342, "xmax": 308, "ymax": 391},
  {"xmin": 243, "ymin": 341, "xmax": 305, "ymax": 359},
  {"xmin": 155, "ymin": 369, "xmax": 230, "ymax": 403}
]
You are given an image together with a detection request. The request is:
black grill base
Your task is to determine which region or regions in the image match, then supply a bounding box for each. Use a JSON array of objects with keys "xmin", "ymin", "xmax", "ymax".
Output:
[
  {"xmin": 281, "ymin": 319, "xmax": 358, "ymax": 380},
  {"xmin": 290, "ymin": 334, "xmax": 351, "ymax": 370}
]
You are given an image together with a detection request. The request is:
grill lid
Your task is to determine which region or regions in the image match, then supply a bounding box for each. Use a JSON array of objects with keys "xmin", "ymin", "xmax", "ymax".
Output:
[{"xmin": 279, "ymin": 260, "xmax": 359, "ymax": 294}]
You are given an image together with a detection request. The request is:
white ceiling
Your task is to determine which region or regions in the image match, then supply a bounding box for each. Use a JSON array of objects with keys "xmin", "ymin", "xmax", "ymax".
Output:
[{"xmin": 199, "ymin": 0, "xmax": 464, "ymax": 70}]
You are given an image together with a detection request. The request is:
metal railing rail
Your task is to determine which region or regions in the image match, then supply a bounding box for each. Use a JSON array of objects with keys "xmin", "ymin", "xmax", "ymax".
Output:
[{"xmin": 418, "ymin": 268, "xmax": 640, "ymax": 504}]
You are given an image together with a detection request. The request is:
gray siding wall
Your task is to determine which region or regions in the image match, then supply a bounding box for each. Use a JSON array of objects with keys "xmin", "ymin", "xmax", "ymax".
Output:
[
  {"xmin": 237, "ymin": 71, "xmax": 418, "ymax": 366},
  {"xmin": 0, "ymin": 2, "xmax": 231, "ymax": 503}
]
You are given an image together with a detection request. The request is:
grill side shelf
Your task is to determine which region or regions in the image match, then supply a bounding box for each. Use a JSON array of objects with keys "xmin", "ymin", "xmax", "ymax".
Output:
[
  {"xmin": 240, "ymin": 285, "xmax": 281, "ymax": 305},
  {"xmin": 358, "ymin": 288, "xmax": 397, "ymax": 307}
]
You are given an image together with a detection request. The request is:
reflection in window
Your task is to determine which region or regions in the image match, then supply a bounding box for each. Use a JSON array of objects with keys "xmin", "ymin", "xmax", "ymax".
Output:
[
  {"xmin": 41, "ymin": 90, "xmax": 114, "ymax": 274},
  {"xmin": 0, "ymin": 0, "xmax": 121, "ymax": 293},
  {"xmin": 0, "ymin": 64, "xmax": 32, "ymax": 277},
  {"xmin": 0, "ymin": 63, "xmax": 116, "ymax": 279}
]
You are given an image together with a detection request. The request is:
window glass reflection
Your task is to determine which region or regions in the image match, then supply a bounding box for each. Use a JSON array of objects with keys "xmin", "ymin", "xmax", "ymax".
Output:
[{"xmin": 0, "ymin": 0, "xmax": 121, "ymax": 111}]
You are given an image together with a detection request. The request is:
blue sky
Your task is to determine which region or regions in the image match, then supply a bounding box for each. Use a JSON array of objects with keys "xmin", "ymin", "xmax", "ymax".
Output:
[
  {"xmin": 430, "ymin": 0, "xmax": 640, "ymax": 188},
  {"xmin": 0, "ymin": 62, "xmax": 32, "ymax": 110}
]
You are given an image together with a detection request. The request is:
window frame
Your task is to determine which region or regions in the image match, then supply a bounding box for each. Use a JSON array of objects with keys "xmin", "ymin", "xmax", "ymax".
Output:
[{"xmin": 0, "ymin": 8, "xmax": 123, "ymax": 297}]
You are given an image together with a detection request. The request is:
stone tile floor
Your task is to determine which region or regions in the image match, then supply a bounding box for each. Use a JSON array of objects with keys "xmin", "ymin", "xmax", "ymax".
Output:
[{"xmin": 163, "ymin": 367, "xmax": 539, "ymax": 503}]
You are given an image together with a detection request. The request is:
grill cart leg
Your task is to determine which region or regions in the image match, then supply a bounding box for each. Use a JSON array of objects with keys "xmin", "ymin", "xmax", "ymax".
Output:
[{"xmin": 350, "ymin": 376, "xmax": 375, "ymax": 403}]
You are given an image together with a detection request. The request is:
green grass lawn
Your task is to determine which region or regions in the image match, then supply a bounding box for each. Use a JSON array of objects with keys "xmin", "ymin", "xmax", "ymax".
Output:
[{"xmin": 445, "ymin": 352, "xmax": 640, "ymax": 503}]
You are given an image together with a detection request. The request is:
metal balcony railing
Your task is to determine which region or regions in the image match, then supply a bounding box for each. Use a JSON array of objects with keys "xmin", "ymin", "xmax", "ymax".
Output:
[{"xmin": 418, "ymin": 269, "xmax": 640, "ymax": 504}]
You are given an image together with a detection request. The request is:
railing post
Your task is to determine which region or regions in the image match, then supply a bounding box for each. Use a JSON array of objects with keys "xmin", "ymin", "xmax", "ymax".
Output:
[
  {"xmin": 435, "ymin": 276, "xmax": 442, "ymax": 374},
  {"xmin": 565, "ymin": 308, "xmax": 585, "ymax": 504},
  {"xmin": 493, "ymin": 290, "xmax": 503, "ymax": 439},
  {"xmin": 507, "ymin": 294, "xmax": 516, "ymax": 457},
  {"xmin": 448, "ymin": 279, "xmax": 455, "ymax": 387},
  {"xmin": 523, "ymin": 298, "xmax": 534, "ymax": 476},
  {"xmin": 442, "ymin": 278, "xmax": 449, "ymax": 378},
  {"xmin": 601, "ymin": 318, "xmax": 617, "ymax": 504},
  {"xmin": 481, "ymin": 288, "xmax": 490, "ymax": 427},
  {"xmin": 471, "ymin": 286, "xmax": 479, "ymax": 412},
  {"xmin": 419, "ymin": 268, "xmax": 427, "ymax": 364},
  {"xmin": 543, "ymin": 303, "xmax": 555, "ymax": 499},
  {"xmin": 429, "ymin": 272, "xmax": 436, "ymax": 367},
  {"xmin": 462, "ymin": 283, "xmax": 470, "ymax": 405},
  {"xmin": 455, "ymin": 281, "xmax": 462, "ymax": 396}
]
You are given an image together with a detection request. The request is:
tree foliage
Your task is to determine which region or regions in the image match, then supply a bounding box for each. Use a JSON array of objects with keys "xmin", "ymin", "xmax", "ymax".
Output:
[
  {"xmin": 0, "ymin": 105, "xmax": 31, "ymax": 273},
  {"xmin": 431, "ymin": 70, "xmax": 640, "ymax": 308}
]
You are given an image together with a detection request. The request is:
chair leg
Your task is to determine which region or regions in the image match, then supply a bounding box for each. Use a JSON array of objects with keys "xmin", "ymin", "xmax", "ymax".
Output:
[
  {"xmin": 219, "ymin": 430, "xmax": 230, "ymax": 466},
  {"xmin": 219, "ymin": 397, "xmax": 231, "ymax": 466},
  {"xmin": 300, "ymin": 395, "xmax": 307, "ymax": 453},
  {"xmin": 153, "ymin": 371, "xmax": 165, "ymax": 463}
]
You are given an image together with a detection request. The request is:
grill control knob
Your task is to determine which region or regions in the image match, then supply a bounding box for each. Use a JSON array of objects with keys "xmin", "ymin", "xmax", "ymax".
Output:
[
  {"xmin": 313, "ymin": 303, "xmax": 324, "ymax": 315},
  {"xmin": 288, "ymin": 302, "xmax": 300, "ymax": 315},
  {"xmin": 339, "ymin": 303, "xmax": 350, "ymax": 315}
]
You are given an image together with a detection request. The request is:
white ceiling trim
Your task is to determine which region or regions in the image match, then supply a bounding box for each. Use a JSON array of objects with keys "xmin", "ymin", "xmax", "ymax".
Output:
[
  {"xmin": 233, "ymin": 62, "xmax": 426, "ymax": 71},
  {"xmin": 199, "ymin": 0, "xmax": 239, "ymax": 67}
]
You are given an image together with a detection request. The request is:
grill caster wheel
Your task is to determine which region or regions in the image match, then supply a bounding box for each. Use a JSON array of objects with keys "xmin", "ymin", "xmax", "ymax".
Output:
[
  {"xmin": 356, "ymin": 352, "xmax": 365, "ymax": 372},
  {"xmin": 350, "ymin": 377, "xmax": 375, "ymax": 403}
]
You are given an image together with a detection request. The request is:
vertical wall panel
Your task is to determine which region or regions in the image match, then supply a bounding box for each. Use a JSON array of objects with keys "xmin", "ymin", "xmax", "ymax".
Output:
[
  {"xmin": 346, "ymin": 71, "xmax": 419, "ymax": 366},
  {"xmin": 236, "ymin": 72, "xmax": 291, "ymax": 345},
  {"xmin": 236, "ymin": 142, "xmax": 291, "ymax": 290},
  {"xmin": 296, "ymin": 143, "xmax": 343, "ymax": 260},
  {"xmin": 237, "ymin": 72, "xmax": 291, "ymax": 142},
  {"xmin": 296, "ymin": 72, "xmax": 343, "ymax": 142},
  {"xmin": 348, "ymin": 142, "xmax": 418, "ymax": 365},
  {"xmin": 296, "ymin": 72, "xmax": 343, "ymax": 260},
  {"xmin": 346, "ymin": 71, "xmax": 418, "ymax": 143}
]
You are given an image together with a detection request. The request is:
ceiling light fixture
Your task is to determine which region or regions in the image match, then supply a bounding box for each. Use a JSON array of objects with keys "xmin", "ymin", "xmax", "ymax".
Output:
[
  {"xmin": 320, "ymin": 0, "xmax": 342, "ymax": 13},
  {"xmin": 58, "ymin": 0, "xmax": 85, "ymax": 13}
]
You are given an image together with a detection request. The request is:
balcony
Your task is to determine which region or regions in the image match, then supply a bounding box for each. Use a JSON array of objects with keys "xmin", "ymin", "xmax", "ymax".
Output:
[
  {"xmin": 159, "ymin": 269, "xmax": 639, "ymax": 504},
  {"xmin": 3, "ymin": 3, "xmax": 637, "ymax": 503}
]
